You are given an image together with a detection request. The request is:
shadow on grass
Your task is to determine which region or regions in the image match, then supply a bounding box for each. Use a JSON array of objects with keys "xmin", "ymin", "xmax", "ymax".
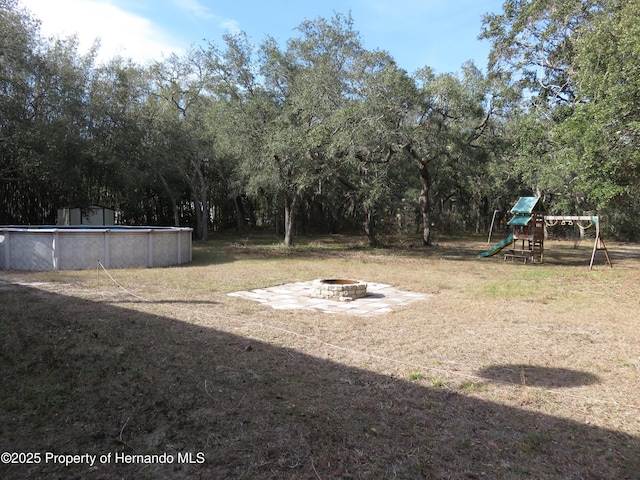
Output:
[
  {"xmin": 105, "ymin": 300, "xmax": 220, "ymax": 306},
  {"xmin": 476, "ymin": 365, "xmax": 601, "ymax": 389},
  {"xmin": 1, "ymin": 284, "xmax": 638, "ymax": 479}
]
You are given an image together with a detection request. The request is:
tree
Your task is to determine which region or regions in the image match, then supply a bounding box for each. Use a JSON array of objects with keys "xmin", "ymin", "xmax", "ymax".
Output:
[
  {"xmin": 0, "ymin": 0, "xmax": 41, "ymax": 188},
  {"xmin": 201, "ymin": 32, "xmax": 281, "ymax": 233},
  {"xmin": 565, "ymin": 0, "xmax": 640, "ymax": 210},
  {"xmin": 482, "ymin": 0, "xmax": 640, "ymax": 237},
  {"xmin": 256, "ymin": 14, "xmax": 364, "ymax": 246},
  {"xmin": 405, "ymin": 64, "xmax": 495, "ymax": 245},
  {"xmin": 149, "ymin": 50, "xmax": 213, "ymax": 239},
  {"xmin": 87, "ymin": 57, "xmax": 161, "ymax": 222},
  {"xmin": 1, "ymin": 0, "xmax": 99, "ymax": 223},
  {"xmin": 480, "ymin": 0, "xmax": 605, "ymax": 105},
  {"xmin": 0, "ymin": 0, "xmax": 45, "ymax": 222},
  {"xmin": 332, "ymin": 50, "xmax": 417, "ymax": 246}
]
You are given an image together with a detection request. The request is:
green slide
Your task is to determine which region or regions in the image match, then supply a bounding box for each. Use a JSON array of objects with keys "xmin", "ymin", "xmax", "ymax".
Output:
[{"xmin": 478, "ymin": 232, "xmax": 514, "ymax": 258}]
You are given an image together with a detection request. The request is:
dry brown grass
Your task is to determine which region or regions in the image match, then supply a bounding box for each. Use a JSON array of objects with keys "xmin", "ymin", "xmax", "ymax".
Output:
[{"xmin": 1, "ymin": 234, "xmax": 639, "ymax": 479}]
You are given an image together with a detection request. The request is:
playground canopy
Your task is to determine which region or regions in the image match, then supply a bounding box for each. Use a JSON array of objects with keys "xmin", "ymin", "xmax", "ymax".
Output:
[
  {"xmin": 508, "ymin": 216, "xmax": 533, "ymax": 226},
  {"xmin": 510, "ymin": 197, "xmax": 547, "ymax": 215},
  {"xmin": 508, "ymin": 197, "xmax": 547, "ymax": 227}
]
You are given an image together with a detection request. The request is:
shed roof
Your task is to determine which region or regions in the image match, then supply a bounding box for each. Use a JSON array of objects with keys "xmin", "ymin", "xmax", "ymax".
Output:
[
  {"xmin": 60, "ymin": 204, "xmax": 115, "ymax": 211},
  {"xmin": 510, "ymin": 197, "xmax": 546, "ymax": 214}
]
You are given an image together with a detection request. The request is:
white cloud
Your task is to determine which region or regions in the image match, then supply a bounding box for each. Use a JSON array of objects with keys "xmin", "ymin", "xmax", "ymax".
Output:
[
  {"xmin": 20, "ymin": 0, "xmax": 184, "ymax": 64},
  {"xmin": 172, "ymin": 0, "xmax": 214, "ymax": 20},
  {"xmin": 219, "ymin": 19, "xmax": 242, "ymax": 35},
  {"xmin": 172, "ymin": 0, "xmax": 241, "ymax": 35}
]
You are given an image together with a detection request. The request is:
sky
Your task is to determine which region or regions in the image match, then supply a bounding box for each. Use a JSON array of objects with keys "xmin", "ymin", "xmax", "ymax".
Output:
[{"xmin": 19, "ymin": 0, "xmax": 505, "ymax": 75}]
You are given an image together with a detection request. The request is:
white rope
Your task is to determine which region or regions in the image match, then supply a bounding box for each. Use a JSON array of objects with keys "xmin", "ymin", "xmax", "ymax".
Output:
[{"xmin": 96, "ymin": 261, "xmax": 147, "ymax": 301}]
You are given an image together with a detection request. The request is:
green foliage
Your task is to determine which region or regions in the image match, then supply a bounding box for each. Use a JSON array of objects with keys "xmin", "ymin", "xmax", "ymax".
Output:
[
  {"xmin": 2, "ymin": 0, "xmax": 638, "ymax": 239},
  {"xmin": 458, "ymin": 381, "xmax": 489, "ymax": 393},
  {"xmin": 483, "ymin": 0, "xmax": 640, "ymax": 238},
  {"xmin": 431, "ymin": 378, "xmax": 446, "ymax": 388},
  {"xmin": 568, "ymin": 0, "xmax": 640, "ymax": 211},
  {"xmin": 481, "ymin": 0, "xmax": 605, "ymax": 103},
  {"xmin": 0, "ymin": 1, "xmax": 99, "ymax": 222}
]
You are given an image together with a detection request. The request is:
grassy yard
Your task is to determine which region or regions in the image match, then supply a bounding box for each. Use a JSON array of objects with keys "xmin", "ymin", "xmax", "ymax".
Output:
[{"xmin": 1, "ymin": 234, "xmax": 639, "ymax": 479}]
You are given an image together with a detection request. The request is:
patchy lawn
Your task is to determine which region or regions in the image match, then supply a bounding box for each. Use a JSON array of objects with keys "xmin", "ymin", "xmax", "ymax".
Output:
[{"xmin": 1, "ymin": 235, "xmax": 639, "ymax": 479}]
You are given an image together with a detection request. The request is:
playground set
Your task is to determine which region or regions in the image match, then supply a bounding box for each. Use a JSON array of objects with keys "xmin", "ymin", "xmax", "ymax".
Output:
[{"xmin": 479, "ymin": 197, "xmax": 612, "ymax": 270}]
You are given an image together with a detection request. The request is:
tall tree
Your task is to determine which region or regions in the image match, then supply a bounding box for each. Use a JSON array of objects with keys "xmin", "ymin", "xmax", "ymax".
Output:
[
  {"xmin": 1, "ymin": 0, "xmax": 98, "ymax": 222},
  {"xmin": 333, "ymin": 50, "xmax": 417, "ymax": 246},
  {"xmin": 150, "ymin": 50, "xmax": 213, "ymax": 239},
  {"xmin": 202, "ymin": 32, "xmax": 280, "ymax": 233},
  {"xmin": 257, "ymin": 14, "xmax": 364, "ymax": 246},
  {"xmin": 482, "ymin": 0, "xmax": 640, "ymax": 237},
  {"xmin": 561, "ymin": 0, "xmax": 640, "ymax": 214},
  {"xmin": 405, "ymin": 64, "xmax": 495, "ymax": 245},
  {"xmin": 0, "ymin": 0, "xmax": 44, "ymax": 222},
  {"xmin": 87, "ymin": 57, "xmax": 156, "ymax": 219}
]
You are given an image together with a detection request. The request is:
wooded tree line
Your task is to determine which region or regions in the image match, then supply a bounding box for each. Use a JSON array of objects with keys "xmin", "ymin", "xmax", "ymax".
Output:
[{"xmin": 2, "ymin": 0, "xmax": 638, "ymax": 244}]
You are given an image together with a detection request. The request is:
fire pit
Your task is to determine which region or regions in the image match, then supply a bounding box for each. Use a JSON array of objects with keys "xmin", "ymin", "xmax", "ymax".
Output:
[{"xmin": 310, "ymin": 279, "xmax": 368, "ymax": 301}]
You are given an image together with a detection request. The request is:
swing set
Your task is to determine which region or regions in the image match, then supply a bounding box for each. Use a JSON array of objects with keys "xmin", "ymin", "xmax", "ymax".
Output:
[
  {"xmin": 480, "ymin": 197, "xmax": 613, "ymax": 270},
  {"xmin": 544, "ymin": 215, "xmax": 612, "ymax": 270}
]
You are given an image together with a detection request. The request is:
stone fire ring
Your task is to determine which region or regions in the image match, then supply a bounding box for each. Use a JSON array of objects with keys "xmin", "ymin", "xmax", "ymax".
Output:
[{"xmin": 310, "ymin": 279, "xmax": 368, "ymax": 301}]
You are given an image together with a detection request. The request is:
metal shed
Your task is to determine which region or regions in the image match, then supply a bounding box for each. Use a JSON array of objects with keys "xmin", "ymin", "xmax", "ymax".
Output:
[{"xmin": 57, "ymin": 205, "xmax": 115, "ymax": 226}]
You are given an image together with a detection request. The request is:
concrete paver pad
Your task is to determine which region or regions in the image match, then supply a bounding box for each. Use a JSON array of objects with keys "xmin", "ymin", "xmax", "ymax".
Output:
[{"xmin": 228, "ymin": 281, "xmax": 429, "ymax": 316}]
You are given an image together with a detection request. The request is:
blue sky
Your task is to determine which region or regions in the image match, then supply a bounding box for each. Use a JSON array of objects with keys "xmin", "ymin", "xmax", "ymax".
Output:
[{"xmin": 20, "ymin": 0, "xmax": 505, "ymax": 74}]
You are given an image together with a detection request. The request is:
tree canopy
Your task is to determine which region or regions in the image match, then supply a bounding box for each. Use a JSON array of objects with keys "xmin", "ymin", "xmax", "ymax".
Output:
[{"xmin": 1, "ymin": 0, "xmax": 639, "ymax": 242}]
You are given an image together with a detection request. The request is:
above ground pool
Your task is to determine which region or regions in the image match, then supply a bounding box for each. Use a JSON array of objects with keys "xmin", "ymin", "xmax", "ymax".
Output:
[{"xmin": 0, "ymin": 226, "xmax": 192, "ymax": 271}]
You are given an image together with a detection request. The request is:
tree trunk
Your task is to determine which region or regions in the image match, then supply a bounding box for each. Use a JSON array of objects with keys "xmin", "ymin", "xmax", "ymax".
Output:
[
  {"xmin": 234, "ymin": 195, "xmax": 246, "ymax": 232},
  {"xmin": 418, "ymin": 163, "xmax": 432, "ymax": 246},
  {"xmin": 404, "ymin": 144, "xmax": 436, "ymax": 247},
  {"xmin": 199, "ymin": 175, "xmax": 208, "ymax": 241},
  {"xmin": 173, "ymin": 205, "xmax": 180, "ymax": 227},
  {"xmin": 200, "ymin": 200, "xmax": 208, "ymax": 240},
  {"xmin": 191, "ymin": 189, "xmax": 203, "ymax": 240},
  {"xmin": 188, "ymin": 175, "xmax": 208, "ymax": 240},
  {"xmin": 190, "ymin": 158, "xmax": 208, "ymax": 241},
  {"xmin": 283, "ymin": 192, "xmax": 299, "ymax": 247},
  {"xmin": 283, "ymin": 204, "xmax": 294, "ymax": 247},
  {"xmin": 158, "ymin": 174, "xmax": 180, "ymax": 226},
  {"xmin": 363, "ymin": 203, "xmax": 378, "ymax": 247},
  {"xmin": 476, "ymin": 196, "xmax": 489, "ymax": 234}
]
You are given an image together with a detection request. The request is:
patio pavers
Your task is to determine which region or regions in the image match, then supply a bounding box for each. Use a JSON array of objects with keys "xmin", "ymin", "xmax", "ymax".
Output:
[{"xmin": 228, "ymin": 281, "xmax": 429, "ymax": 316}]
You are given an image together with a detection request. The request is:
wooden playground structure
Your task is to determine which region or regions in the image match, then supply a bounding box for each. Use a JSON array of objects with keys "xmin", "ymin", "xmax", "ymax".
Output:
[{"xmin": 480, "ymin": 197, "xmax": 613, "ymax": 270}]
